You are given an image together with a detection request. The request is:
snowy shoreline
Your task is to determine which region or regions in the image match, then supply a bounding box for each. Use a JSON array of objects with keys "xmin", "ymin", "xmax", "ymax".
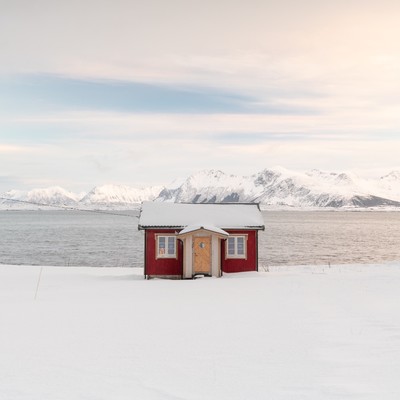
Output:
[
  {"xmin": 2, "ymin": 260, "xmax": 400, "ymax": 270},
  {"xmin": 1, "ymin": 262, "xmax": 400, "ymax": 399},
  {"xmin": 2, "ymin": 205, "xmax": 400, "ymax": 212}
]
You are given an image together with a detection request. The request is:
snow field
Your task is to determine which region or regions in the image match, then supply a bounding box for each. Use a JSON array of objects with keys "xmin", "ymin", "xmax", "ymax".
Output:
[{"xmin": 1, "ymin": 264, "xmax": 400, "ymax": 399}]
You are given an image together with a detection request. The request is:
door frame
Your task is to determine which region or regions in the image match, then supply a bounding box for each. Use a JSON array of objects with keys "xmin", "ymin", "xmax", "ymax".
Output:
[
  {"xmin": 193, "ymin": 235, "xmax": 212, "ymax": 275},
  {"xmin": 177, "ymin": 227, "xmax": 229, "ymax": 278}
]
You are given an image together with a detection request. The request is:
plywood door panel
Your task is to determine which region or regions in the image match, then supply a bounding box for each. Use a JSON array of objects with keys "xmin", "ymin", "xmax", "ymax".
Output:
[{"xmin": 193, "ymin": 236, "xmax": 211, "ymax": 274}]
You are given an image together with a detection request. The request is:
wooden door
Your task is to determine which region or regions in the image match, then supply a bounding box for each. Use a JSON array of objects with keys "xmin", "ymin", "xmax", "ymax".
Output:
[{"xmin": 193, "ymin": 236, "xmax": 211, "ymax": 274}]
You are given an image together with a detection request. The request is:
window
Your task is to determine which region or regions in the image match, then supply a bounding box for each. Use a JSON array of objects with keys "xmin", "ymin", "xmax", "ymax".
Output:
[
  {"xmin": 156, "ymin": 235, "xmax": 177, "ymax": 258},
  {"xmin": 226, "ymin": 235, "xmax": 247, "ymax": 259}
]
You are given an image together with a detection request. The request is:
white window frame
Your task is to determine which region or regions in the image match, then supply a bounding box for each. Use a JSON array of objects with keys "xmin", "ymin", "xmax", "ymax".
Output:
[
  {"xmin": 155, "ymin": 235, "xmax": 177, "ymax": 259},
  {"xmin": 225, "ymin": 235, "xmax": 247, "ymax": 259}
]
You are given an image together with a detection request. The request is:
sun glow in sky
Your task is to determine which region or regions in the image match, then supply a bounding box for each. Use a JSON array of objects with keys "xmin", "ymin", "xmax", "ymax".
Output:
[{"xmin": 1, "ymin": 0, "xmax": 400, "ymax": 192}]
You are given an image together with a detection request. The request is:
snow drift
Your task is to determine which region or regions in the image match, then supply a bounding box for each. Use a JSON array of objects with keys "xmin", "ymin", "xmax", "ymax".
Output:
[{"xmin": 1, "ymin": 263, "xmax": 400, "ymax": 400}]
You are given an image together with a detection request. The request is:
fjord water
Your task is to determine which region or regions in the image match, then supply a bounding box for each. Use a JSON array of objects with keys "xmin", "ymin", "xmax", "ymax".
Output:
[
  {"xmin": 258, "ymin": 211, "xmax": 400, "ymax": 267},
  {"xmin": 1, "ymin": 210, "xmax": 400, "ymax": 268}
]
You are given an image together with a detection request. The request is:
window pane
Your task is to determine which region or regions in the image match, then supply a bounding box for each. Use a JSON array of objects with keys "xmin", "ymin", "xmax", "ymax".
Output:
[
  {"xmin": 158, "ymin": 237, "xmax": 165, "ymax": 255},
  {"xmin": 237, "ymin": 237, "xmax": 244, "ymax": 255},
  {"xmin": 227, "ymin": 237, "xmax": 235, "ymax": 255},
  {"xmin": 167, "ymin": 237, "xmax": 175, "ymax": 255}
]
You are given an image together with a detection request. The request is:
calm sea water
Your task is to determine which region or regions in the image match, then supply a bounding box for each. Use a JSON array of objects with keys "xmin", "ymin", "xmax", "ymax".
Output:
[{"xmin": 1, "ymin": 210, "xmax": 400, "ymax": 268}]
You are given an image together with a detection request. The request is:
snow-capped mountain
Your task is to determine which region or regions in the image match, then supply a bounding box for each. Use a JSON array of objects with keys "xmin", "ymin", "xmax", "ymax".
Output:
[
  {"xmin": 377, "ymin": 171, "xmax": 400, "ymax": 201},
  {"xmin": 0, "ymin": 187, "xmax": 80, "ymax": 209},
  {"xmin": 156, "ymin": 169, "xmax": 262, "ymax": 203},
  {"xmin": 252, "ymin": 168, "xmax": 400, "ymax": 207},
  {"xmin": 0, "ymin": 184, "xmax": 163, "ymax": 210},
  {"xmin": 157, "ymin": 168, "xmax": 400, "ymax": 208},
  {"xmin": 1, "ymin": 168, "xmax": 400, "ymax": 210},
  {"xmin": 80, "ymin": 184, "xmax": 163, "ymax": 206}
]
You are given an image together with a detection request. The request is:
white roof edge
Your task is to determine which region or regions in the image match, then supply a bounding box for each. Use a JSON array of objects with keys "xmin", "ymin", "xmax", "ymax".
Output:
[
  {"xmin": 178, "ymin": 225, "xmax": 229, "ymax": 236},
  {"xmin": 139, "ymin": 224, "xmax": 265, "ymax": 230}
]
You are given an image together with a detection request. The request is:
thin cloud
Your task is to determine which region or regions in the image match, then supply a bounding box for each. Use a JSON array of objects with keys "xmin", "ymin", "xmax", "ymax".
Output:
[
  {"xmin": 0, "ymin": 74, "xmax": 319, "ymax": 115},
  {"xmin": 0, "ymin": 144, "xmax": 35, "ymax": 154}
]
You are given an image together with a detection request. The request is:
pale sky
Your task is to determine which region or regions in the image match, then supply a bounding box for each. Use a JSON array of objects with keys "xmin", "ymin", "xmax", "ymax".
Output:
[{"xmin": 1, "ymin": 0, "xmax": 400, "ymax": 192}]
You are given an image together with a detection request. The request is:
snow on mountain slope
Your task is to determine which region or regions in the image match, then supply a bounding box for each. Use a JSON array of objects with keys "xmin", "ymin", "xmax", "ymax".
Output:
[
  {"xmin": 157, "ymin": 169, "xmax": 262, "ymax": 203},
  {"xmin": 0, "ymin": 184, "xmax": 163, "ymax": 210},
  {"xmin": 253, "ymin": 168, "xmax": 360, "ymax": 207},
  {"xmin": 157, "ymin": 167, "xmax": 400, "ymax": 208},
  {"xmin": 254, "ymin": 168, "xmax": 400, "ymax": 207},
  {"xmin": 0, "ymin": 187, "xmax": 80, "ymax": 209},
  {"xmin": 376, "ymin": 171, "xmax": 400, "ymax": 201},
  {"xmin": 79, "ymin": 184, "xmax": 163, "ymax": 206},
  {"xmin": 1, "ymin": 168, "xmax": 400, "ymax": 210}
]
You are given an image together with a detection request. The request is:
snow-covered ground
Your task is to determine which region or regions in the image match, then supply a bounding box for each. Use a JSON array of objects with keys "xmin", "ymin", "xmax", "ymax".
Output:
[{"xmin": 1, "ymin": 263, "xmax": 400, "ymax": 399}]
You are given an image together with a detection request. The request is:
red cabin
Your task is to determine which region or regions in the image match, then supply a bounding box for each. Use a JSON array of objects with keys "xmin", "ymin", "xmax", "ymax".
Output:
[{"xmin": 138, "ymin": 202, "xmax": 265, "ymax": 279}]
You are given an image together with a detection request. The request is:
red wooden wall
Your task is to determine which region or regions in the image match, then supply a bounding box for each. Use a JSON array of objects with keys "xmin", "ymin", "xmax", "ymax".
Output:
[
  {"xmin": 144, "ymin": 228, "xmax": 259, "ymax": 276},
  {"xmin": 144, "ymin": 229, "xmax": 183, "ymax": 277},
  {"xmin": 221, "ymin": 230, "xmax": 258, "ymax": 273}
]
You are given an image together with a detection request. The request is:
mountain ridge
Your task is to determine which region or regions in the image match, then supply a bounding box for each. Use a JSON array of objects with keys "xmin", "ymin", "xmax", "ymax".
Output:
[{"xmin": 1, "ymin": 168, "xmax": 400, "ymax": 210}]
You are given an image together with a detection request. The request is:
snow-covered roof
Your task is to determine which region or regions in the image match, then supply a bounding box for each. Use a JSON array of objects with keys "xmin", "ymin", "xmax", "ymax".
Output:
[{"xmin": 138, "ymin": 202, "xmax": 265, "ymax": 230}]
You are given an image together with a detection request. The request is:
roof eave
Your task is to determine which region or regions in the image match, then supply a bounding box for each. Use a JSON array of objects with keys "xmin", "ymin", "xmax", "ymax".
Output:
[{"xmin": 139, "ymin": 225, "xmax": 265, "ymax": 231}]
